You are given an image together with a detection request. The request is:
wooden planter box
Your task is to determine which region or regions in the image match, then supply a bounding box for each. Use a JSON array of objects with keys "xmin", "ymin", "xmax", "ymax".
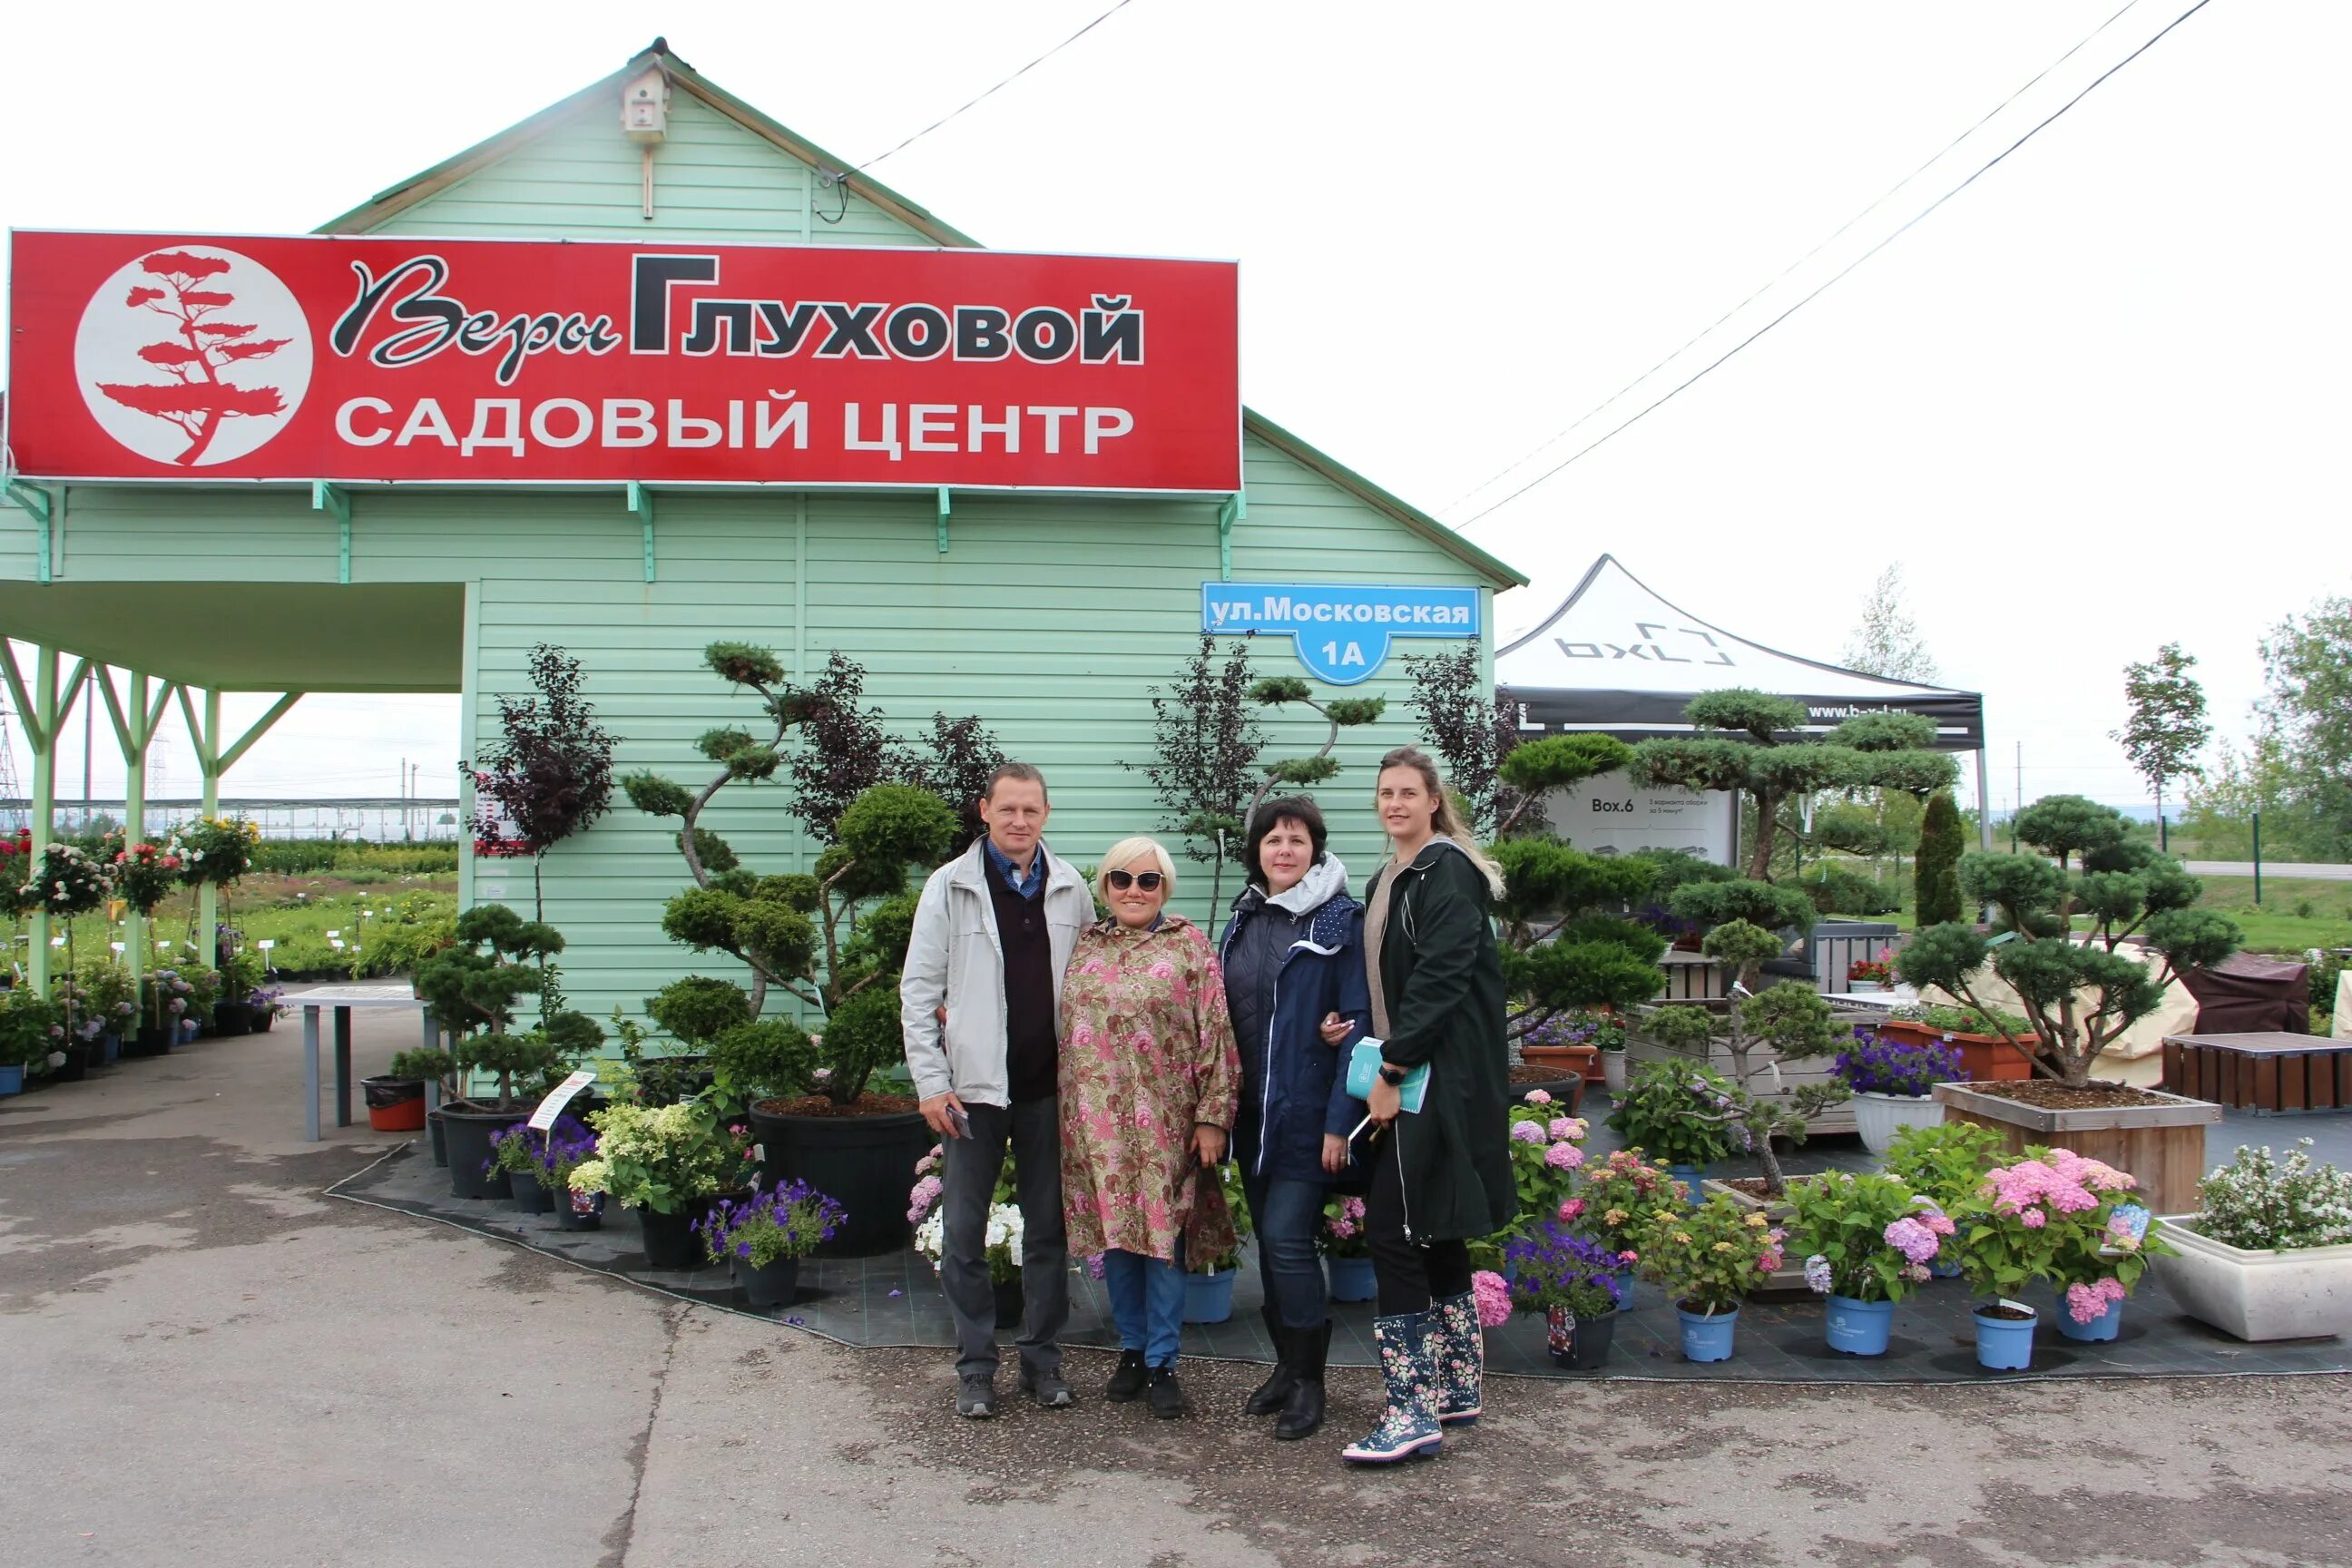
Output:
[
  {"xmin": 1931, "ymin": 1082, "xmax": 2221, "ymax": 1215},
  {"xmin": 2161, "ymin": 1032, "xmax": 2352, "ymax": 1114},
  {"xmin": 1626, "ymin": 1020, "xmax": 1857, "ymax": 1135},
  {"xmin": 1873, "ymin": 1019, "xmax": 2034, "ymax": 1083}
]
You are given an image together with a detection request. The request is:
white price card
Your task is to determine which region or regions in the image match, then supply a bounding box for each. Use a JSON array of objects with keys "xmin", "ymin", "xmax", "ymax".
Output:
[{"xmin": 527, "ymin": 1070, "xmax": 600, "ymax": 1132}]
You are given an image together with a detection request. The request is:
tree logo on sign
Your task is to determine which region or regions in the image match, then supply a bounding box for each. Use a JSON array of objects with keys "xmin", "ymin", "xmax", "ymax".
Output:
[{"xmin": 74, "ymin": 247, "xmax": 313, "ymax": 467}]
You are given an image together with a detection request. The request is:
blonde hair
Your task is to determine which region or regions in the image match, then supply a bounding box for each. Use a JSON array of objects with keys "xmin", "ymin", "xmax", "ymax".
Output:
[
  {"xmin": 1094, "ymin": 836, "xmax": 1177, "ymax": 906},
  {"xmin": 1376, "ymin": 746, "xmax": 1507, "ymax": 900}
]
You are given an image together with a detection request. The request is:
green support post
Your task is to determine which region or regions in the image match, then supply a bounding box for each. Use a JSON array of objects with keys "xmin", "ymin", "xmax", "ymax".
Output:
[
  {"xmin": 936, "ymin": 487, "xmax": 951, "ymax": 554},
  {"xmin": 27, "ymin": 648, "xmax": 56, "ymax": 991},
  {"xmin": 6, "ymin": 480, "xmax": 54, "ymax": 585},
  {"xmin": 97, "ymin": 669, "xmax": 174, "ymax": 989},
  {"xmin": 1216, "ymin": 492, "xmax": 1245, "ymax": 581},
  {"xmin": 629, "ymin": 483, "xmax": 655, "ymax": 583},
  {"xmin": 175, "ymin": 687, "xmax": 301, "ymax": 969},
  {"xmin": 312, "ymin": 482, "xmax": 351, "ymax": 585}
]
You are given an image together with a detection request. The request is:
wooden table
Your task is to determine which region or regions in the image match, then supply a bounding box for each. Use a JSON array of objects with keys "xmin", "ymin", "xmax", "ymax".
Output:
[{"xmin": 2162, "ymin": 1032, "xmax": 2352, "ymax": 1115}]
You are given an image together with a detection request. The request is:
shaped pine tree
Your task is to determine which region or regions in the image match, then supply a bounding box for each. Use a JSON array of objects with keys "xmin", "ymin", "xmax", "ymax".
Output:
[{"xmin": 94, "ymin": 251, "xmax": 289, "ymax": 466}]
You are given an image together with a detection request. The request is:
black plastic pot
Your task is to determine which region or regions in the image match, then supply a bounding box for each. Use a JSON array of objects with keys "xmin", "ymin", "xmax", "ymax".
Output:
[
  {"xmin": 212, "ymin": 1001, "xmax": 253, "ymax": 1035},
  {"xmin": 438, "ymin": 1104, "xmax": 529, "ymax": 1200},
  {"xmin": 750, "ymin": 1103, "xmax": 932, "ymax": 1259},
  {"xmin": 638, "ymin": 1199, "xmax": 714, "ymax": 1271},
  {"xmin": 510, "ymin": 1171, "xmax": 552, "ymax": 1213},
  {"xmin": 737, "ymin": 1255, "xmax": 801, "ymax": 1308},
  {"xmin": 426, "ymin": 1108, "xmax": 449, "ymax": 1167},
  {"xmin": 124, "ymin": 1023, "xmax": 172, "ymax": 1059},
  {"xmin": 51, "ymin": 1044, "xmax": 90, "ymax": 1083},
  {"xmin": 556, "ymin": 1188, "xmax": 604, "ymax": 1230}
]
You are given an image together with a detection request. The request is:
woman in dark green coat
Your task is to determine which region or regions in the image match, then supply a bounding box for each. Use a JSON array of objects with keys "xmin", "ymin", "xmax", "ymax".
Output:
[{"xmin": 1339, "ymin": 746, "xmax": 1514, "ymax": 1466}]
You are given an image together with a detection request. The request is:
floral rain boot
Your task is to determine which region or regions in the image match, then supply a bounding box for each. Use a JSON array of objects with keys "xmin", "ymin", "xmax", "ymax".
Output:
[
  {"xmin": 1428, "ymin": 1289, "xmax": 1484, "ymax": 1426},
  {"xmin": 1341, "ymin": 1310, "xmax": 1442, "ymax": 1465}
]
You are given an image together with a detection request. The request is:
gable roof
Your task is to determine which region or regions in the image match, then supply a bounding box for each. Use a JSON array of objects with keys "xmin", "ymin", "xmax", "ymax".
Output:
[{"xmin": 318, "ymin": 39, "xmax": 1524, "ymax": 592}]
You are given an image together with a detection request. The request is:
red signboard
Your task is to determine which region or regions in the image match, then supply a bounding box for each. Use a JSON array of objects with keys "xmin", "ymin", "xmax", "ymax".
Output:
[{"xmin": 5, "ymin": 231, "xmax": 1240, "ymax": 493}]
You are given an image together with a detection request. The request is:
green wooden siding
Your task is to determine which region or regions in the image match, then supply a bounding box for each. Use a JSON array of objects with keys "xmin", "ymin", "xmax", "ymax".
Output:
[
  {"xmin": 368, "ymin": 94, "xmax": 923, "ymax": 248},
  {"xmin": 0, "ymin": 63, "xmax": 1514, "ymax": 1036}
]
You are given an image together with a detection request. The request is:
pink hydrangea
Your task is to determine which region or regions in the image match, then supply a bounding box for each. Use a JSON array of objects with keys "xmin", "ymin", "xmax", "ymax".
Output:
[
  {"xmin": 1558, "ymin": 1198, "xmax": 1587, "ymax": 1223},
  {"xmin": 1547, "ymin": 1117, "xmax": 1585, "ymax": 1142},
  {"xmin": 1471, "ymin": 1269, "xmax": 1515, "ymax": 1328},
  {"xmin": 1758, "ymin": 1250, "xmax": 1784, "ymax": 1273},
  {"xmin": 1883, "ymin": 1216, "xmax": 1940, "ymax": 1266},
  {"xmin": 2064, "ymin": 1277, "xmax": 2128, "ymax": 1324},
  {"xmin": 906, "ymin": 1173, "xmax": 944, "ymax": 1223},
  {"xmin": 1544, "ymin": 1142, "xmax": 1583, "ymax": 1171},
  {"xmin": 1510, "ymin": 1121, "xmax": 1546, "ymax": 1144},
  {"xmin": 1523, "ymin": 1089, "xmax": 1553, "ymax": 1105},
  {"xmin": 2021, "ymin": 1208, "xmax": 2047, "ymax": 1229}
]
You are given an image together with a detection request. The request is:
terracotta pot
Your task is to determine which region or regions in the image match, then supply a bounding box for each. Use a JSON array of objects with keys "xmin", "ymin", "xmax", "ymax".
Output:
[
  {"xmin": 1521, "ymin": 1044, "xmax": 1602, "ymax": 1083},
  {"xmin": 1874, "ymin": 1019, "xmax": 2034, "ymax": 1083}
]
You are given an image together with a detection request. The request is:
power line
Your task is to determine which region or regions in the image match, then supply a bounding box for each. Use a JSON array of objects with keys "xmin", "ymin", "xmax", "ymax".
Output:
[
  {"xmin": 1451, "ymin": 0, "xmax": 2215, "ymax": 531},
  {"xmin": 1439, "ymin": 0, "xmax": 2150, "ymax": 518},
  {"xmin": 860, "ymin": 0, "xmax": 1143, "ymax": 170}
]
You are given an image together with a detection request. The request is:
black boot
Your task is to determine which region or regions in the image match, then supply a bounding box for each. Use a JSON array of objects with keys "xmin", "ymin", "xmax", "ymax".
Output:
[
  {"xmin": 1245, "ymin": 1307, "xmax": 1297, "ymax": 1416},
  {"xmin": 1104, "ymin": 1348, "xmax": 1148, "ymax": 1403},
  {"xmin": 1275, "ymin": 1321, "xmax": 1330, "ymax": 1441},
  {"xmin": 1147, "ymin": 1363, "xmax": 1186, "ymax": 1419}
]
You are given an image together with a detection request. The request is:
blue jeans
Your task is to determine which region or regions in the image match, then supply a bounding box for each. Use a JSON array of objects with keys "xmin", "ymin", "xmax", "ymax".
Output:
[
  {"xmin": 1241, "ymin": 1168, "xmax": 1329, "ymax": 1331},
  {"xmin": 1102, "ymin": 1241, "xmax": 1187, "ymax": 1368}
]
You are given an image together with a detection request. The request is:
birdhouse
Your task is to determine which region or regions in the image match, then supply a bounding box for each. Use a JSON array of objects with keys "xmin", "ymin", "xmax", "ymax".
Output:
[{"xmin": 622, "ymin": 66, "xmax": 670, "ymax": 142}]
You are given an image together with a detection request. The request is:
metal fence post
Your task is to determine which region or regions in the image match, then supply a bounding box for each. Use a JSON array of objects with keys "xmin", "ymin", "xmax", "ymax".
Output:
[{"xmin": 2252, "ymin": 810, "xmax": 2262, "ymax": 906}]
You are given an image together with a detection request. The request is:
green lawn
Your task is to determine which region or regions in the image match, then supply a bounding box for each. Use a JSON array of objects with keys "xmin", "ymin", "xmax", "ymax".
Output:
[
  {"xmin": 1877, "ymin": 874, "xmax": 2352, "ymax": 955},
  {"xmin": 36, "ymin": 871, "xmax": 458, "ymax": 981}
]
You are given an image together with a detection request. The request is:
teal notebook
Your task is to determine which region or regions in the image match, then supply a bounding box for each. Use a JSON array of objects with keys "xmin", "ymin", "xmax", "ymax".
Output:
[{"xmin": 1344, "ymin": 1038, "xmax": 1428, "ymax": 1113}]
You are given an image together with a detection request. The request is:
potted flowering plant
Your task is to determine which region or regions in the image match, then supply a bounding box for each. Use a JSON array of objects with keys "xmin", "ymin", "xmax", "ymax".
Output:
[
  {"xmin": 571, "ymin": 1100, "xmax": 755, "ymax": 1270},
  {"xmin": 1183, "ymin": 1161, "xmax": 1252, "ymax": 1325},
  {"xmin": 1504, "ymin": 1223, "xmax": 1626, "ymax": 1369},
  {"xmin": 1882, "ymin": 1121, "xmax": 2008, "ymax": 1276},
  {"xmin": 1846, "ymin": 955, "xmax": 1895, "ymax": 993},
  {"xmin": 1633, "ymin": 1193, "xmax": 1786, "ymax": 1362},
  {"xmin": 1876, "ymin": 1002, "xmax": 2036, "ymax": 1083},
  {"xmin": 908, "ymin": 1142, "xmax": 1034, "ymax": 1327},
  {"xmin": 1318, "ymin": 1194, "xmax": 1374, "ymax": 1301},
  {"xmin": 485, "ymin": 1114, "xmax": 595, "ymax": 1213},
  {"xmin": 1783, "ymin": 1171, "xmax": 1955, "ymax": 1357},
  {"xmin": 1605, "ymin": 1061, "xmax": 1740, "ymax": 1191},
  {"xmin": 12, "ymin": 840, "xmax": 113, "ymax": 919},
  {"xmin": 1573, "ymin": 1148, "xmax": 1690, "ymax": 1302},
  {"xmin": 106, "ymin": 834, "xmax": 186, "ymax": 916},
  {"xmin": 1519, "ymin": 1007, "xmax": 1623, "ymax": 1092},
  {"xmin": 74, "ymin": 964, "xmax": 139, "ymax": 1063},
  {"xmin": 1835, "ymin": 1028, "xmax": 1965, "ymax": 1153},
  {"xmin": 133, "ymin": 969, "xmax": 195, "ymax": 1055},
  {"xmin": 1951, "ymin": 1145, "xmax": 2167, "ymax": 1367},
  {"xmin": 2154, "ymin": 1139, "xmax": 2352, "ymax": 1341},
  {"xmin": 1502, "ymin": 1093, "xmax": 1589, "ymax": 1242},
  {"xmin": 697, "ymin": 1178, "xmax": 848, "ymax": 1308},
  {"xmin": 0, "ymin": 990, "xmax": 67, "ymax": 1093}
]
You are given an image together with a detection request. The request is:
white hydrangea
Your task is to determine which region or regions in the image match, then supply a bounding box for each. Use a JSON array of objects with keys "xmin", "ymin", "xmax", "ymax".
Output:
[{"xmin": 2200, "ymin": 1139, "xmax": 2352, "ymax": 1251}]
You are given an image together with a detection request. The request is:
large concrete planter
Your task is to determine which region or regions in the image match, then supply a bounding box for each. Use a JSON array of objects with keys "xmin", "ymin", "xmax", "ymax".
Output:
[
  {"xmin": 2151, "ymin": 1218, "xmax": 2352, "ymax": 1342},
  {"xmin": 1627, "ymin": 1018, "xmax": 1856, "ymax": 1135},
  {"xmin": 1931, "ymin": 1083, "xmax": 2220, "ymax": 1215}
]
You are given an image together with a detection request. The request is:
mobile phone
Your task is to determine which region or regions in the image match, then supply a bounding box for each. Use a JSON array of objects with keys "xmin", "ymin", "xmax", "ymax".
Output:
[{"xmin": 946, "ymin": 1102, "xmax": 971, "ymax": 1138}]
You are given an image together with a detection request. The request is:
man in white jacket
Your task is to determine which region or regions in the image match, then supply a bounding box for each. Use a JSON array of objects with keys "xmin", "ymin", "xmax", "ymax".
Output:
[{"xmin": 901, "ymin": 762, "xmax": 1093, "ymax": 1417}]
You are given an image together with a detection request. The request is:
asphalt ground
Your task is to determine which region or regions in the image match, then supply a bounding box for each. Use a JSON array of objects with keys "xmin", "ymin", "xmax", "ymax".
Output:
[{"xmin": 5, "ymin": 1014, "xmax": 2351, "ymax": 1567}]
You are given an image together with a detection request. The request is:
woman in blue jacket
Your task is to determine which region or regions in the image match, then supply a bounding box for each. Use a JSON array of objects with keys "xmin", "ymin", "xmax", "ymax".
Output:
[{"xmin": 1217, "ymin": 795, "xmax": 1369, "ymax": 1442}]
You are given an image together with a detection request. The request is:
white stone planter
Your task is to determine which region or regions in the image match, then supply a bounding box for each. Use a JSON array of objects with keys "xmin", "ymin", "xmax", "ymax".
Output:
[
  {"xmin": 2151, "ymin": 1217, "xmax": 2352, "ymax": 1342},
  {"xmin": 1602, "ymin": 1050, "xmax": 1627, "ymax": 1096},
  {"xmin": 1852, "ymin": 1091, "xmax": 1945, "ymax": 1155}
]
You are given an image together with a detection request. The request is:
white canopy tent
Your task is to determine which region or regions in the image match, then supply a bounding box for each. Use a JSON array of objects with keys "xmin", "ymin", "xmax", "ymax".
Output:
[{"xmin": 1497, "ymin": 554, "xmax": 1992, "ymax": 852}]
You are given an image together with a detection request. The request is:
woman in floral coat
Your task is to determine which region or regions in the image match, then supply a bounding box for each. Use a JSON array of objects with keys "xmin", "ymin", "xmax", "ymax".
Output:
[{"xmin": 1060, "ymin": 836, "xmax": 1240, "ymax": 1419}]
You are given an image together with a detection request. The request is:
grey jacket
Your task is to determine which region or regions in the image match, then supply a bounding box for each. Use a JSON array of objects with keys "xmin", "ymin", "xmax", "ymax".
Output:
[{"xmin": 898, "ymin": 838, "xmax": 1094, "ymax": 1108}]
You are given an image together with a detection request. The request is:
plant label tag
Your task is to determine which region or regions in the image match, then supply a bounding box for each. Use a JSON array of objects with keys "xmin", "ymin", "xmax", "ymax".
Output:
[
  {"xmin": 2106, "ymin": 1203, "xmax": 2151, "ymax": 1250},
  {"xmin": 1998, "ymin": 1297, "xmax": 2033, "ymax": 1317},
  {"xmin": 528, "ymin": 1070, "xmax": 599, "ymax": 1132}
]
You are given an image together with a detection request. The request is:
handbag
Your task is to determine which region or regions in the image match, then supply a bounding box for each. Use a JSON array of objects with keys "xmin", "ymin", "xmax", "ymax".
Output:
[{"xmin": 1343, "ymin": 1037, "xmax": 1427, "ymax": 1113}]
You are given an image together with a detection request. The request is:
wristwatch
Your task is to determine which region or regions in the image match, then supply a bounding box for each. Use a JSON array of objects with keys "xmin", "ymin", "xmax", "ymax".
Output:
[{"xmin": 1378, "ymin": 1063, "xmax": 1409, "ymax": 1087}]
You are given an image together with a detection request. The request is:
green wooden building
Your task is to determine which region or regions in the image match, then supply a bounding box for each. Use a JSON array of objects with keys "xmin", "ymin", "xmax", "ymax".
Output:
[{"xmin": 0, "ymin": 41, "xmax": 1523, "ymax": 1026}]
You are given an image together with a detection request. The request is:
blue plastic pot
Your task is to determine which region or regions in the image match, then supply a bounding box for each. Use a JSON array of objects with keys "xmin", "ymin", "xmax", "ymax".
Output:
[
  {"xmin": 1930, "ymin": 1255, "xmax": 1964, "ymax": 1279},
  {"xmin": 2053, "ymin": 1291, "xmax": 2123, "ymax": 1342},
  {"xmin": 1676, "ymin": 1303, "xmax": 1739, "ymax": 1362},
  {"xmin": 179, "ymin": 1018, "xmax": 200, "ymax": 1044},
  {"xmin": 100, "ymin": 1033, "xmax": 122, "ymax": 1064},
  {"xmin": 1666, "ymin": 1164, "xmax": 1708, "ymax": 1205},
  {"xmin": 1183, "ymin": 1267, "xmax": 1237, "ymax": 1325},
  {"xmin": 1824, "ymin": 1295, "xmax": 1895, "ymax": 1357},
  {"xmin": 1613, "ymin": 1269, "xmax": 1637, "ymax": 1309},
  {"xmin": 1973, "ymin": 1305, "xmax": 2036, "ymax": 1370},
  {"xmin": 0, "ymin": 1064, "xmax": 22, "ymax": 1096},
  {"xmin": 1326, "ymin": 1254, "xmax": 1376, "ymax": 1303}
]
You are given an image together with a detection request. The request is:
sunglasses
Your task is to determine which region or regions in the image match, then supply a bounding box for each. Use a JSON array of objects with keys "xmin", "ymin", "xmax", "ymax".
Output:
[{"xmin": 1106, "ymin": 870, "xmax": 1165, "ymax": 892}]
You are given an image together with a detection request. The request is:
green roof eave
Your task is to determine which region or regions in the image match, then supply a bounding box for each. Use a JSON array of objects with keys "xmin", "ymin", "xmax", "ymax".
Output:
[{"xmin": 1240, "ymin": 412, "xmax": 1527, "ymax": 590}]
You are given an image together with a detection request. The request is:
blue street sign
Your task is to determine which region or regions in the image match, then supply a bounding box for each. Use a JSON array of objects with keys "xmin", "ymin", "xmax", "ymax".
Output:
[{"xmin": 1201, "ymin": 582, "xmax": 1482, "ymax": 685}]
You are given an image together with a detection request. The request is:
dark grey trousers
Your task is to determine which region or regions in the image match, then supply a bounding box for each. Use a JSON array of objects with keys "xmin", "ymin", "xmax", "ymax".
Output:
[{"xmin": 940, "ymin": 1095, "xmax": 1069, "ymax": 1380}]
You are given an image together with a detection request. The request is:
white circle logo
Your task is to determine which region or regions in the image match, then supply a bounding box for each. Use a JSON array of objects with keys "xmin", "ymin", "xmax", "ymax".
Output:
[{"xmin": 74, "ymin": 246, "xmax": 314, "ymax": 468}]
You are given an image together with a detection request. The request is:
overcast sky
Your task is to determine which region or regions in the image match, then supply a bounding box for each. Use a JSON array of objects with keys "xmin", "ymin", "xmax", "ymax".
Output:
[{"xmin": 5, "ymin": 1, "xmax": 2343, "ymax": 818}]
